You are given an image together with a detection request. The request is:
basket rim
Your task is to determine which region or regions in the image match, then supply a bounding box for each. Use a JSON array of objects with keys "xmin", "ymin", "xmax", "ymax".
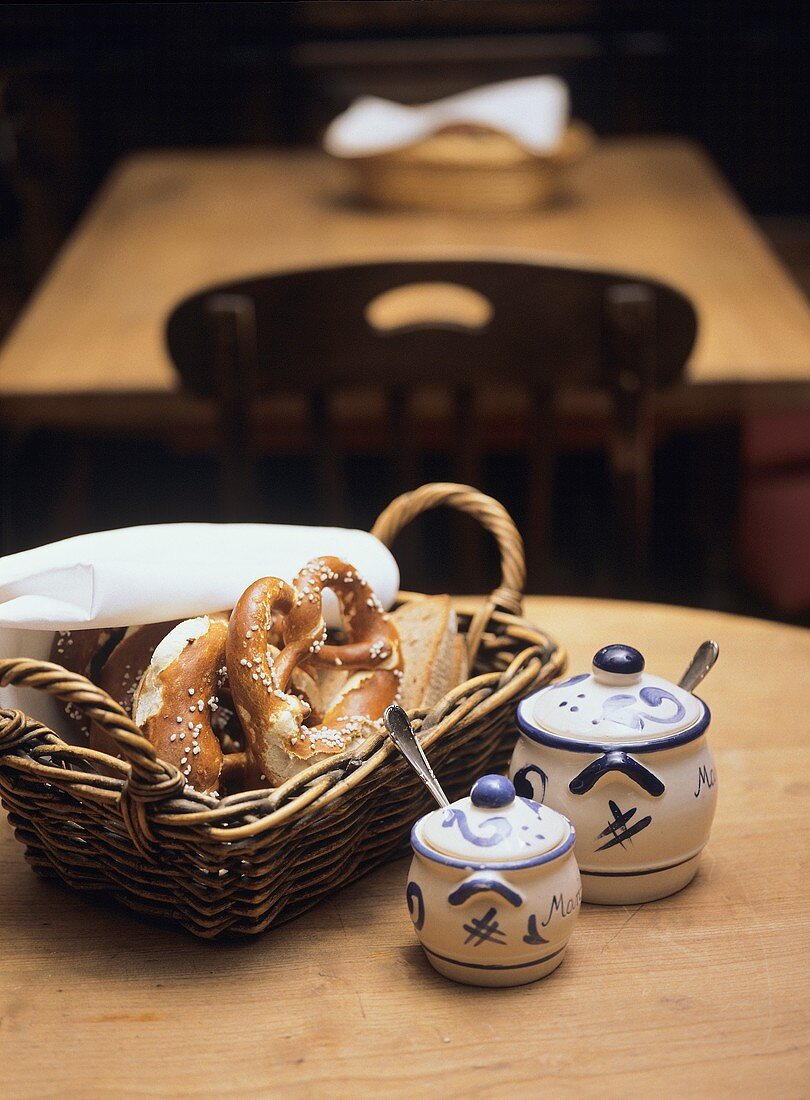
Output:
[
  {"xmin": 337, "ymin": 120, "xmax": 595, "ymax": 167},
  {"xmin": 0, "ymin": 600, "xmax": 566, "ymax": 845},
  {"xmin": 0, "ymin": 482, "xmax": 560, "ymax": 862}
]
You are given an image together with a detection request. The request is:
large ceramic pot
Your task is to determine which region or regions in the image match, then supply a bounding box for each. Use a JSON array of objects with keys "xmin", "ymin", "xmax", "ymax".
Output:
[
  {"xmin": 407, "ymin": 774, "xmax": 581, "ymax": 987},
  {"xmin": 510, "ymin": 644, "xmax": 718, "ymax": 905}
]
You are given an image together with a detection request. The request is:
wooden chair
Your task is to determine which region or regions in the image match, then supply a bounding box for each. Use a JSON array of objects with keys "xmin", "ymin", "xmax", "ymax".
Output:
[{"xmin": 165, "ymin": 260, "xmax": 696, "ymax": 589}]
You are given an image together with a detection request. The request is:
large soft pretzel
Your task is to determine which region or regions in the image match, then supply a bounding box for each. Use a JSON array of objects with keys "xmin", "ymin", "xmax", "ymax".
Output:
[
  {"xmin": 49, "ymin": 623, "xmax": 178, "ymax": 751},
  {"xmin": 227, "ymin": 558, "xmax": 402, "ymax": 785},
  {"xmin": 88, "ymin": 620, "xmax": 180, "ymax": 760},
  {"xmin": 133, "ymin": 616, "xmax": 229, "ymax": 794}
]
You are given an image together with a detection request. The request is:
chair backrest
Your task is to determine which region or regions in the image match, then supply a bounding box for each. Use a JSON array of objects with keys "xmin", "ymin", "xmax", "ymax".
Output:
[
  {"xmin": 166, "ymin": 259, "xmax": 696, "ymax": 396},
  {"xmin": 165, "ymin": 259, "xmax": 697, "ymax": 590}
]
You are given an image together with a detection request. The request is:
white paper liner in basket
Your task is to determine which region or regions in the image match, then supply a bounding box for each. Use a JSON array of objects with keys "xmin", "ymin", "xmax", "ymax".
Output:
[{"xmin": 0, "ymin": 522, "xmax": 398, "ymax": 739}]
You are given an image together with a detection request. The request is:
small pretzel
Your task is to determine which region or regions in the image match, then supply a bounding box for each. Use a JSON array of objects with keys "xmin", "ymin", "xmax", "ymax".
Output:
[{"xmin": 227, "ymin": 558, "xmax": 402, "ymax": 785}]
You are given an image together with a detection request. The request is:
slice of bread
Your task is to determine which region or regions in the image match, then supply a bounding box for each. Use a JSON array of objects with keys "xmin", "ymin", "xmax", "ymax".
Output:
[
  {"xmin": 452, "ymin": 631, "xmax": 469, "ymax": 688},
  {"xmin": 391, "ymin": 596, "xmax": 463, "ymax": 711}
]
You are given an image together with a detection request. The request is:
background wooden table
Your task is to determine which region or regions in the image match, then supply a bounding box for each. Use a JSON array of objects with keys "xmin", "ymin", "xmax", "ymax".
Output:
[
  {"xmin": 1, "ymin": 596, "xmax": 807, "ymax": 1097},
  {"xmin": 1, "ymin": 139, "xmax": 810, "ymax": 433}
]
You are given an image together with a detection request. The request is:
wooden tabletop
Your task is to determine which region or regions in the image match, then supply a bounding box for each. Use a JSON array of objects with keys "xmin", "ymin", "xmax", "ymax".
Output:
[
  {"xmin": 1, "ymin": 139, "xmax": 809, "ymax": 428},
  {"xmin": 1, "ymin": 596, "xmax": 807, "ymax": 1097}
]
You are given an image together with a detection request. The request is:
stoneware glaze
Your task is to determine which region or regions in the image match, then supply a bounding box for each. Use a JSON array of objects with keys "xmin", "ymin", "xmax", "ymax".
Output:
[
  {"xmin": 511, "ymin": 644, "xmax": 718, "ymax": 905},
  {"xmin": 407, "ymin": 774, "xmax": 581, "ymax": 987}
]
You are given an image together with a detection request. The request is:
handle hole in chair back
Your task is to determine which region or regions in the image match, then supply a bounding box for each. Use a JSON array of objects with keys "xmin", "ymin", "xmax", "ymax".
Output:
[{"xmin": 364, "ymin": 282, "xmax": 494, "ymax": 335}]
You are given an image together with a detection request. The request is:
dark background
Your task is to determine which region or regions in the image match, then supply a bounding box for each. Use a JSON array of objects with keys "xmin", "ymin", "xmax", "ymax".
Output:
[
  {"xmin": 1, "ymin": 1, "xmax": 807, "ymax": 317},
  {"xmin": 0, "ymin": 2, "xmax": 807, "ymax": 616}
]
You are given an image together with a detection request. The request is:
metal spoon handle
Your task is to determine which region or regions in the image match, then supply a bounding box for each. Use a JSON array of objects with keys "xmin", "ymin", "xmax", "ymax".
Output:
[
  {"xmin": 384, "ymin": 704, "xmax": 450, "ymax": 809},
  {"xmin": 678, "ymin": 640, "xmax": 719, "ymax": 693}
]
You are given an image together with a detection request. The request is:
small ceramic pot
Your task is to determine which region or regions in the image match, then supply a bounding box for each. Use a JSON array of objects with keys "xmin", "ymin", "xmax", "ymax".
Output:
[
  {"xmin": 511, "ymin": 644, "xmax": 718, "ymax": 905},
  {"xmin": 407, "ymin": 774, "xmax": 581, "ymax": 987}
]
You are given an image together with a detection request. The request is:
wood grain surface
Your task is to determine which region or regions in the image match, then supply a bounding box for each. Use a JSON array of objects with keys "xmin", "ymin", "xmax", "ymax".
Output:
[
  {"xmin": 1, "ymin": 596, "xmax": 808, "ymax": 1098},
  {"xmin": 1, "ymin": 140, "xmax": 809, "ymax": 427}
]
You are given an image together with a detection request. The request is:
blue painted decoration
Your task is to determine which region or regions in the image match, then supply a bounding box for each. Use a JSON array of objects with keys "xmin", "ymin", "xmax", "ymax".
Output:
[
  {"xmin": 406, "ymin": 881, "xmax": 425, "ymax": 930},
  {"xmin": 442, "ymin": 808, "xmax": 512, "ymax": 847},
  {"xmin": 516, "ymin": 696, "xmax": 711, "ymax": 755},
  {"xmin": 599, "ymin": 688, "xmax": 686, "ymax": 732},
  {"xmin": 448, "ymin": 877, "xmax": 523, "ymax": 908},
  {"xmin": 599, "ymin": 695, "xmax": 642, "ymax": 730},
  {"xmin": 638, "ymin": 686, "xmax": 687, "ymax": 724},
  {"xmin": 593, "ymin": 645, "xmax": 645, "ymax": 675},
  {"xmin": 411, "ymin": 820, "xmax": 576, "ymax": 871},
  {"xmin": 423, "ymin": 945, "xmax": 565, "ymax": 972},
  {"xmin": 569, "ymin": 751, "xmax": 665, "ymax": 797},
  {"xmin": 522, "ymin": 915, "xmax": 550, "ymax": 945},
  {"xmin": 581, "ymin": 851, "xmax": 699, "ymax": 878},
  {"xmin": 595, "ymin": 799, "xmax": 652, "ymax": 852},
  {"xmin": 470, "ymin": 774, "xmax": 515, "ymax": 809},
  {"xmin": 463, "ymin": 907, "xmax": 507, "ymax": 947},
  {"xmin": 513, "ymin": 763, "xmax": 548, "ymax": 802}
]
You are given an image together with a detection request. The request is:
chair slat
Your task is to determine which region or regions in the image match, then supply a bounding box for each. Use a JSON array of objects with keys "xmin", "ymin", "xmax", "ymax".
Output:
[
  {"xmin": 604, "ymin": 283, "xmax": 657, "ymax": 582},
  {"xmin": 310, "ymin": 389, "xmax": 348, "ymax": 526},
  {"xmin": 205, "ymin": 293, "xmax": 259, "ymax": 520}
]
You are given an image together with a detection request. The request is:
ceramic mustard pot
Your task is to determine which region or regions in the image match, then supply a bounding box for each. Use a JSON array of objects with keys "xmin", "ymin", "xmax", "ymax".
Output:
[
  {"xmin": 510, "ymin": 644, "xmax": 718, "ymax": 905},
  {"xmin": 407, "ymin": 774, "xmax": 581, "ymax": 987}
]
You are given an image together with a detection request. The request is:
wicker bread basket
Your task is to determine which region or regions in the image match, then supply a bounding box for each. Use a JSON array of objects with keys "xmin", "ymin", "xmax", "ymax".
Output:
[
  {"xmin": 347, "ymin": 122, "xmax": 593, "ymax": 213},
  {"xmin": 0, "ymin": 484, "xmax": 565, "ymax": 938}
]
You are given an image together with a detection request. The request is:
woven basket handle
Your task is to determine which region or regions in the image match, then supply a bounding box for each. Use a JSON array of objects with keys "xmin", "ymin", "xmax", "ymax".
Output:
[
  {"xmin": 371, "ymin": 483, "xmax": 526, "ymax": 665},
  {"xmin": 0, "ymin": 658, "xmax": 185, "ymax": 801}
]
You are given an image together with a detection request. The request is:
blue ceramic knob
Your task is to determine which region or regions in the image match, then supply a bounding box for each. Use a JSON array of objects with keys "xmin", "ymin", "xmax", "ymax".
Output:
[
  {"xmin": 471, "ymin": 774, "xmax": 516, "ymax": 809},
  {"xmin": 592, "ymin": 644, "xmax": 645, "ymax": 681}
]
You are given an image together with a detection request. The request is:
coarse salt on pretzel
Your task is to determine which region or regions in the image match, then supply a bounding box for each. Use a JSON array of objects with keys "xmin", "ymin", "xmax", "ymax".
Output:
[
  {"xmin": 134, "ymin": 615, "xmax": 229, "ymax": 794},
  {"xmin": 98, "ymin": 621, "xmax": 180, "ymax": 715},
  {"xmin": 227, "ymin": 558, "xmax": 402, "ymax": 785}
]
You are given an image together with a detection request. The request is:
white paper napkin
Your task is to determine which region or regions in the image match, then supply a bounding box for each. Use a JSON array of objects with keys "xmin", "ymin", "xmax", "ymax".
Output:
[
  {"xmin": 0, "ymin": 523, "xmax": 399, "ymax": 629},
  {"xmin": 324, "ymin": 76, "xmax": 570, "ymax": 158},
  {"xmin": 0, "ymin": 523, "xmax": 400, "ymax": 732}
]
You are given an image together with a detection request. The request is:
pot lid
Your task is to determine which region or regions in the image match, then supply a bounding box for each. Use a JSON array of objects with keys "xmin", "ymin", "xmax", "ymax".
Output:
[
  {"xmin": 419, "ymin": 775, "xmax": 570, "ymax": 863},
  {"xmin": 518, "ymin": 644, "xmax": 705, "ymax": 746}
]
